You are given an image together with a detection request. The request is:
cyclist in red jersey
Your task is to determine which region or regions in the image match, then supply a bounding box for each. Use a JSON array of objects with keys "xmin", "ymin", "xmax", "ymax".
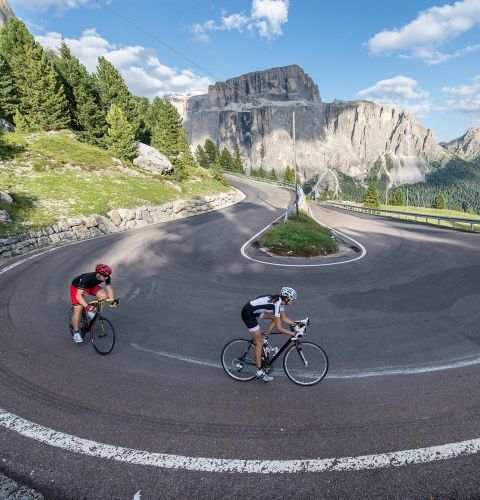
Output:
[{"xmin": 70, "ymin": 263, "xmax": 116, "ymax": 343}]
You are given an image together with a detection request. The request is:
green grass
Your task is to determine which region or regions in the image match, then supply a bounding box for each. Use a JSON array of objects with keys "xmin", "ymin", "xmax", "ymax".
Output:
[
  {"xmin": 0, "ymin": 131, "xmax": 232, "ymax": 237},
  {"xmin": 378, "ymin": 204, "xmax": 480, "ymax": 220},
  {"xmin": 260, "ymin": 211, "xmax": 338, "ymax": 257}
]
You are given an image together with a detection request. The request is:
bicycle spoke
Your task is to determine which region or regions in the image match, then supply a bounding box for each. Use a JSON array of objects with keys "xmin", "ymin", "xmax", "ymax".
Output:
[
  {"xmin": 90, "ymin": 317, "xmax": 115, "ymax": 355},
  {"xmin": 283, "ymin": 342, "xmax": 328, "ymax": 386},
  {"xmin": 221, "ymin": 339, "xmax": 257, "ymax": 381}
]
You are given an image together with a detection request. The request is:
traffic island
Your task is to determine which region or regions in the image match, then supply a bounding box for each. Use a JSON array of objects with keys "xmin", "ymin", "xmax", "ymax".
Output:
[{"xmin": 260, "ymin": 212, "xmax": 338, "ymax": 257}]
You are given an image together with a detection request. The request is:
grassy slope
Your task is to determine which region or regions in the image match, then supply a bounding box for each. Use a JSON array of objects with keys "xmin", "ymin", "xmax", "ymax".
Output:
[
  {"xmin": 378, "ymin": 204, "xmax": 480, "ymax": 220},
  {"xmin": 0, "ymin": 131, "xmax": 230, "ymax": 237},
  {"xmin": 260, "ymin": 212, "xmax": 337, "ymax": 257}
]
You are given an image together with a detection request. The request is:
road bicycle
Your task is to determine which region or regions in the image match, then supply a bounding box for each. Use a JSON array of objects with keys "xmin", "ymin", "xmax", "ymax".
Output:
[
  {"xmin": 68, "ymin": 298, "xmax": 117, "ymax": 355},
  {"xmin": 221, "ymin": 319, "xmax": 328, "ymax": 386}
]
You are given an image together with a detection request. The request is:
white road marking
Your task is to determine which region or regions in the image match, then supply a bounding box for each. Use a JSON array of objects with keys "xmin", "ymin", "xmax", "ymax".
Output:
[
  {"xmin": 131, "ymin": 343, "xmax": 480, "ymax": 378},
  {"xmin": 133, "ymin": 491, "xmax": 141, "ymax": 500},
  {"xmin": 240, "ymin": 211, "xmax": 367, "ymax": 267},
  {"xmin": 0, "ymin": 408, "xmax": 479, "ymax": 473}
]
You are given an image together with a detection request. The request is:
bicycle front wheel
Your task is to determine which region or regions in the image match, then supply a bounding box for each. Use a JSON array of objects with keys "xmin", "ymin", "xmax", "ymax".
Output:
[
  {"xmin": 221, "ymin": 339, "xmax": 257, "ymax": 381},
  {"xmin": 90, "ymin": 316, "xmax": 115, "ymax": 355},
  {"xmin": 283, "ymin": 341, "xmax": 328, "ymax": 386}
]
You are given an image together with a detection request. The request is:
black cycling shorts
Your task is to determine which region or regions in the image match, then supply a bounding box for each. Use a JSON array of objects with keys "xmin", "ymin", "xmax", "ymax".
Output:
[{"xmin": 241, "ymin": 304, "xmax": 260, "ymax": 331}]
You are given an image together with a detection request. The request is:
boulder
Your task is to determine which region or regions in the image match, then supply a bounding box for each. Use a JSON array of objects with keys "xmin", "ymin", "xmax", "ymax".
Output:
[
  {"xmin": 0, "ymin": 119, "xmax": 14, "ymax": 132},
  {"xmin": 133, "ymin": 143, "xmax": 174, "ymax": 174},
  {"xmin": 107, "ymin": 210, "xmax": 122, "ymax": 227},
  {"xmin": 0, "ymin": 210, "xmax": 11, "ymax": 224},
  {"xmin": 0, "ymin": 191, "xmax": 13, "ymax": 203}
]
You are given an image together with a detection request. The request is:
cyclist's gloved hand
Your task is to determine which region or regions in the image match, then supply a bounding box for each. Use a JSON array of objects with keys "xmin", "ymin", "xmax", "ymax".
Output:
[
  {"xmin": 110, "ymin": 298, "xmax": 119, "ymax": 308},
  {"xmin": 294, "ymin": 325, "xmax": 305, "ymax": 338},
  {"xmin": 289, "ymin": 323, "xmax": 297, "ymax": 332}
]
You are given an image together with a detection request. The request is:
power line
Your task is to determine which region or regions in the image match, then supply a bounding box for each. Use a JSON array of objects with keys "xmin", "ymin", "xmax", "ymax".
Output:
[{"xmin": 92, "ymin": 0, "xmax": 261, "ymax": 107}]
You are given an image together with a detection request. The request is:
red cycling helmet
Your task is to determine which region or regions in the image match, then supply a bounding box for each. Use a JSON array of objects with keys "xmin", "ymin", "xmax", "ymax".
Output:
[{"xmin": 95, "ymin": 263, "xmax": 112, "ymax": 276}]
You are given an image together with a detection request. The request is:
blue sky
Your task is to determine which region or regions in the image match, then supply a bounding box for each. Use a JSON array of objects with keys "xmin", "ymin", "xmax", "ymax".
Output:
[{"xmin": 9, "ymin": 0, "xmax": 480, "ymax": 142}]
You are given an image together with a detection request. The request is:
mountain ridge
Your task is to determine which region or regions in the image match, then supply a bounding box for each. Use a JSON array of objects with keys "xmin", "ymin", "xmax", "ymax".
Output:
[
  {"xmin": 0, "ymin": 0, "xmax": 15, "ymax": 26},
  {"xmin": 442, "ymin": 127, "xmax": 480, "ymax": 160},
  {"xmin": 182, "ymin": 64, "xmax": 449, "ymax": 191}
]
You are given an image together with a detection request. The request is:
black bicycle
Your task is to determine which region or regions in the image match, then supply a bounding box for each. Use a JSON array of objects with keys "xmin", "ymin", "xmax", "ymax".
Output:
[
  {"xmin": 221, "ymin": 319, "xmax": 329, "ymax": 386},
  {"xmin": 68, "ymin": 298, "xmax": 117, "ymax": 355}
]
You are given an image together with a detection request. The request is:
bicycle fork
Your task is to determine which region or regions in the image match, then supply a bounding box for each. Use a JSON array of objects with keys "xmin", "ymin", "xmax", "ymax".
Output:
[{"xmin": 296, "ymin": 344, "xmax": 308, "ymax": 367}]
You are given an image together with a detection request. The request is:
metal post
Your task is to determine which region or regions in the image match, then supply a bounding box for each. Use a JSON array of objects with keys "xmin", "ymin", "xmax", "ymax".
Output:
[{"xmin": 293, "ymin": 111, "xmax": 298, "ymax": 217}]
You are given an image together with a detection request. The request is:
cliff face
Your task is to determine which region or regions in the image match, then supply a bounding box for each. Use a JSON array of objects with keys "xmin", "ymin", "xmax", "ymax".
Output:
[
  {"xmin": 207, "ymin": 64, "xmax": 321, "ymax": 108},
  {"xmin": 183, "ymin": 65, "xmax": 449, "ymax": 189},
  {"xmin": 442, "ymin": 128, "xmax": 480, "ymax": 160},
  {"xmin": 0, "ymin": 0, "xmax": 15, "ymax": 26}
]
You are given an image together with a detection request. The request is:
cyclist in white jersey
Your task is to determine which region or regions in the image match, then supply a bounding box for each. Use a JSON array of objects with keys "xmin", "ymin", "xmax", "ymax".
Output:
[{"xmin": 241, "ymin": 287, "xmax": 301, "ymax": 382}]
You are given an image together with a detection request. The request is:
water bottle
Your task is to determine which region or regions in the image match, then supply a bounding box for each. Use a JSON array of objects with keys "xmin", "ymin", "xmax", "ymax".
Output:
[{"xmin": 86, "ymin": 307, "xmax": 95, "ymax": 320}]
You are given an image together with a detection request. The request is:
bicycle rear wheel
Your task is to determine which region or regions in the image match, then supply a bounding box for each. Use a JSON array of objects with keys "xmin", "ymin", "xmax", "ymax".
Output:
[
  {"xmin": 221, "ymin": 339, "xmax": 257, "ymax": 381},
  {"xmin": 90, "ymin": 316, "xmax": 115, "ymax": 355},
  {"xmin": 283, "ymin": 341, "xmax": 328, "ymax": 386}
]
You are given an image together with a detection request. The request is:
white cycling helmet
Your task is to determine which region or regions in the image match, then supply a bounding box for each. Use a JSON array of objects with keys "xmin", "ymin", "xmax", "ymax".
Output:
[{"xmin": 280, "ymin": 286, "xmax": 297, "ymax": 300}]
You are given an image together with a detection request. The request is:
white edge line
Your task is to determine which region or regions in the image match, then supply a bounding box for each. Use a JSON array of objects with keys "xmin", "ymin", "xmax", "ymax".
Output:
[
  {"xmin": 1, "ymin": 408, "xmax": 479, "ymax": 473},
  {"xmin": 130, "ymin": 343, "xmax": 480, "ymax": 378},
  {"xmin": 240, "ymin": 209, "xmax": 366, "ymax": 267}
]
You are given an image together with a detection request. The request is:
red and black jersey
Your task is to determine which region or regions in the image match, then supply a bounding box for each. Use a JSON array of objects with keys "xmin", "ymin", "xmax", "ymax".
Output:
[{"xmin": 71, "ymin": 272, "xmax": 111, "ymax": 289}]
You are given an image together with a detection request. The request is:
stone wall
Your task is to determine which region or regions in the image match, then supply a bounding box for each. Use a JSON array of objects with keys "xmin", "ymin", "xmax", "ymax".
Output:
[{"xmin": 0, "ymin": 189, "xmax": 244, "ymax": 260}]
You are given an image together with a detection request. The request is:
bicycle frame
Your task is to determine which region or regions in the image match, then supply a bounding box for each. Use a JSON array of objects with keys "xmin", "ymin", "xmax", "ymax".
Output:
[{"xmin": 262, "ymin": 333, "xmax": 300, "ymax": 367}]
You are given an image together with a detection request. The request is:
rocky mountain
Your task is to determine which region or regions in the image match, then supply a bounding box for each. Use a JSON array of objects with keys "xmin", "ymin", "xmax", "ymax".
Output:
[
  {"xmin": 442, "ymin": 128, "xmax": 480, "ymax": 160},
  {"xmin": 0, "ymin": 0, "xmax": 15, "ymax": 26},
  {"xmin": 183, "ymin": 65, "xmax": 449, "ymax": 191}
]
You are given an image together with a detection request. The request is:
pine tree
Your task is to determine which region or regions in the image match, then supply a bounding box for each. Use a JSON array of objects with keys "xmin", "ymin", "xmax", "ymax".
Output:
[
  {"xmin": 203, "ymin": 139, "xmax": 219, "ymax": 167},
  {"xmin": 283, "ymin": 165, "xmax": 296, "ymax": 184},
  {"xmin": 132, "ymin": 95, "xmax": 150, "ymax": 144},
  {"xmin": 0, "ymin": 19, "xmax": 35, "ymax": 82},
  {"xmin": 53, "ymin": 42, "xmax": 106, "ymax": 144},
  {"xmin": 13, "ymin": 109, "xmax": 31, "ymax": 133},
  {"xmin": 232, "ymin": 145, "xmax": 244, "ymax": 173},
  {"xmin": 0, "ymin": 54, "xmax": 17, "ymax": 120},
  {"xmin": 363, "ymin": 180, "xmax": 381, "ymax": 208},
  {"xmin": 212, "ymin": 155, "xmax": 224, "ymax": 182},
  {"xmin": 257, "ymin": 165, "xmax": 267, "ymax": 178},
  {"xmin": 96, "ymin": 56, "xmax": 139, "ymax": 137},
  {"xmin": 20, "ymin": 44, "xmax": 70, "ymax": 130},
  {"xmin": 389, "ymin": 187, "xmax": 405, "ymax": 206},
  {"xmin": 172, "ymin": 151, "xmax": 195, "ymax": 181},
  {"xmin": 96, "ymin": 57, "xmax": 133, "ymax": 111},
  {"xmin": 269, "ymin": 168, "xmax": 278, "ymax": 181},
  {"xmin": 105, "ymin": 104, "xmax": 136, "ymax": 161},
  {"xmin": 195, "ymin": 145, "xmax": 209, "ymax": 169},
  {"xmin": 220, "ymin": 148, "xmax": 234, "ymax": 171},
  {"xmin": 433, "ymin": 192, "xmax": 447, "ymax": 209},
  {"xmin": 151, "ymin": 100, "xmax": 186, "ymax": 159}
]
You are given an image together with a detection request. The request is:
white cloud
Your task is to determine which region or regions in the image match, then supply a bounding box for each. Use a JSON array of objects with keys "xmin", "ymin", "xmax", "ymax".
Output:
[
  {"xmin": 251, "ymin": 0, "xmax": 289, "ymax": 37},
  {"xmin": 357, "ymin": 76, "xmax": 432, "ymax": 117},
  {"xmin": 441, "ymin": 75, "xmax": 480, "ymax": 113},
  {"xmin": 367, "ymin": 0, "xmax": 480, "ymax": 64},
  {"xmin": 190, "ymin": 0, "xmax": 289, "ymax": 43},
  {"xmin": 35, "ymin": 29, "xmax": 212, "ymax": 98}
]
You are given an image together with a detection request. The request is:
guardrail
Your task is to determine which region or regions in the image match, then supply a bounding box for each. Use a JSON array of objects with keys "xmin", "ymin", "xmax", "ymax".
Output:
[{"xmin": 326, "ymin": 202, "xmax": 480, "ymax": 233}]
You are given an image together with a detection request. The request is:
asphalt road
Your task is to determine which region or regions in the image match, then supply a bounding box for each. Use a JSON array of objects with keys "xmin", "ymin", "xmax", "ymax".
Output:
[{"xmin": 1, "ymin": 177, "xmax": 480, "ymax": 499}]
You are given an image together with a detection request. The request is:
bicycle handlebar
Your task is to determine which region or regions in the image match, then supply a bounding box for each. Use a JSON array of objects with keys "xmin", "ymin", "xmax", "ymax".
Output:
[{"xmin": 88, "ymin": 298, "xmax": 119, "ymax": 308}]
